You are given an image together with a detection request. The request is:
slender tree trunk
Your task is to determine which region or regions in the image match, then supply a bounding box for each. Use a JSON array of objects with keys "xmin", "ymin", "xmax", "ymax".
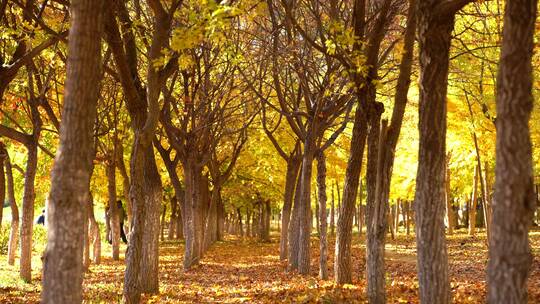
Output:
[
  {"xmin": 330, "ymin": 186, "xmax": 335, "ymax": 236},
  {"xmin": 6, "ymin": 153, "xmax": 19, "ymax": 265},
  {"xmin": 20, "ymin": 142, "xmax": 38, "ymax": 282},
  {"xmin": 217, "ymin": 196, "xmax": 224, "ymax": 241},
  {"xmin": 82, "ymin": 206, "xmax": 90, "ymax": 271},
  {"xmin": 263, "ymin": 200, "xmax": 271, "ymax": 242},
  {"xmin": 469, "ymin": 165, "xmax": 479, "ymax": 235},
  {"xmin": 107, "ymin": 160, "xmax": 120, "ymax": 260},
  {"xmin": 88, "ymin": 197, "xmax": 101, "ymax": 264},
  {"xmin": 358, "ymin": 177, "xmax": 363, "ymax": 235},
  {"xmin": 487, "ymin": 0, "xmax": 538, "ymax": 302},
  {"xmin": 160, "ymin": 204, "xmax": 166, "ymax": 242},
  {"xmin": 237, "ymin": 208, "xmax": 244, "ymax": 237},
  {"xmin": 315, "ymin": 197, "xmax": 320, "ymax": 236},
  {"xmin": 316, "ymin": 151, "xmax": 328, "ymax": 280},
  {"xmin": 445, "ymin": 154, "xmax": 454, "ymax": 234},
  {"xmin": 116, "ymin": 143, "xmax": 132, "ymax": 232},
  {"xmin": 41, "ymin": 1, "xmax": 104, "ymax": 301},
  {"xmin": 0, "ymin": 150, "xmax": 6, "ymax": 230},
  {"xmin": 168, "ymin": 196, "xmax": 177, "ymax": 239}
]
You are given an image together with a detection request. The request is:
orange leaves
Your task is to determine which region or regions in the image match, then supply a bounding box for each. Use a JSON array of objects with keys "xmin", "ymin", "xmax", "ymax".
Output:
[{"xmin": 2, "ymin": 231, "xmax": 540, "ymax": 303}]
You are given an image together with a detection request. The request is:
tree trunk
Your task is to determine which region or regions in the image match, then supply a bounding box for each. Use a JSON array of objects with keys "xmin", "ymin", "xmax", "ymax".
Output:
[
  {"xmin": 445, "ymin": 154, "xmax": 454, "ymax": 235},
  {"xmin": 263, "ymin": 200, "xmax": 271, "ymax": 242},
  {"xmin": 160, "ymin": 204, "xmax": 166, "ymax": 242},
  {"xmin": 6, "ymin": 153, "xmax": 19, "ymax": 265},
  {"xmin": 116, "ymin": 143, "xmax": 132, "ymax": 232},
  {"xmin": 217, "ymin": 196, "xmax": 224, "ymax": 241},
  {"xmin": 237, "ymin": 208, "xmax": 244, "ymax": 237},
  {"xmin": 107, "ymin": 160, "xmax": 120, "ymax": 261},
  {"xmin": 358, "ymin": 177, "xmax": 363, "ymax": 235},
  {"xmin": 168, "ymin": 196, "xmax": 177, "ymax": 239},
  {"xmin": 366, "ymin": 119, "xmax": 388, "ymax": 303},
  {"xmin": 288, "ymin": 166, "xmax": 303, "ymax": 270},
  {"xmin": 88, "ymin": 197, "xmax": 101, "ymax": 264},
  {"xmin": 19, "ymin": 142, "xmax": 38, "ymax": 282},
  {"xmin": 41, "ymin": 0, "xmax": 104, "ymax": 301},
  {"xmin": 330, "ymin": 185, "xmax": 335, "ymax": 236},
  {"xmin": 487, "ymin": 0, "xmax": 538, "ymax": 302},
  {"xmin": 297, "ymin": 131, "xmax": 317, "ymax": 275},
  {"xmin": 469, "ymin": 165, "xmax": 479, "ymax": 235},
  {"xmin": 82, "ymin": 206, "xmax": 90, "ymax": 271},
  {"xmin": 183, "ymin": 158, "xmax": 201, "ymax": 270},
  {"xmin": 334, "ymin": 103, "xmax": 368, "ymax": 284},
  {"xmin": 315, "ymin": 197, "xmax": 320, "ymax": 236},
  {"xmin": 0, "ymin": 149, "xmax": 6, "ymax": 231},
  {"xmin": 404, "ymin": 201, "xmax": 410, "ymax": 236},
  {"xmin": 316, "ymin": 151, "xmax": 328, "ymax": 280},
  {"xmin": 414, "ymin": 0, "xmax": 466, "ymax": 301}
]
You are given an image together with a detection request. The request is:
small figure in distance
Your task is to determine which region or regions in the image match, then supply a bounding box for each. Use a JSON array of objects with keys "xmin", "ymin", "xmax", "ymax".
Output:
[
  {"xmin": 117, "ymin": 200, "xmax": 128, "ymax": 244},
  {"xmin": 106, "ymin": 200, "xmax": 128, "ymax": 244},
  {"xmin": 36, "ymin": 208, "xmax": 45, "ymax": 225}
]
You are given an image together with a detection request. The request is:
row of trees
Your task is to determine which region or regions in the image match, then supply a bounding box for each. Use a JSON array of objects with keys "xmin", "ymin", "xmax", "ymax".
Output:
[{"xmin": 0, "ymin": 0, "xmax": 538, "ymax": 303}]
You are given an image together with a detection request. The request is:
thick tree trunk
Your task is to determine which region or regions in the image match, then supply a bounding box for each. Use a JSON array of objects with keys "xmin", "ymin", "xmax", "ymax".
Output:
[
  {"xmin": 316, "ymin": 151, "xmax": 328, "ymax": 280},
  {"xmin": 487, "ymin": 0, "xmax": 538, "ymax": 302},
  {"xmin": 334, "ymin": 104, "xmax": 368, "ymax": 284},
  {"xmin": 19, "ymin": 142, "xmax": 38, "ymax": 282},
  {"xmin": 280, "ymin": 156, "xmax": 300, "ymax": 257},
  {"xmin": 288, "ymin": 167, "xmax": 303, "ymax": 270},
  {"xmin": 107, "ymin": 160, "xmax": 120, "ymax": 260},
  {"xmin": 6, "ymin": 153, "xmax": 19, "ymax": 265},
  {"xmin": 183, "ymin": 159, "xmax": 201, "ymax": 270},
  {"xmin": 297, "ymin": 132, "xmax": 317, "ymax": 275},
  {"xmin": 366, "ymin": 120, "xmax": 388, "ymax": 304},
  {"xmin": 41, "ymin": 0, "xmax": 104, "ymax": 301},
  {"xmin": 414, "ymin": 0, "xmax": 466, "ymax": 301}
]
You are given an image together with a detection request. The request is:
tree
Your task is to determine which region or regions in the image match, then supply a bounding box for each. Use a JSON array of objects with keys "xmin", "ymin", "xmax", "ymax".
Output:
[
  {"xmin": 487, "ymin": 0, "xmax": 538, "ymax": 302},
  {"xmin": 414, "ymin": 0, "xmax": 474, "ymax": 302},
  {"xmin": 41, "ymin": 0, "xmax": 105, "ymax": 302}
]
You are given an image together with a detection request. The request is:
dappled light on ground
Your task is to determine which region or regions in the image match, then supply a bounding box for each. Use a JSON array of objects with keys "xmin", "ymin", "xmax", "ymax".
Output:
[{"xmin": 1, "ymin": 230, "xmax": 539, "ymax": 303}]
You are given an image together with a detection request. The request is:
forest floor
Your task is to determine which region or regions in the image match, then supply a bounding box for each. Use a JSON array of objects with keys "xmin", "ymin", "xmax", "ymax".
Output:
[{"xmin": 1, "ymin": 229, "xmax": 540, "ymax": 303}]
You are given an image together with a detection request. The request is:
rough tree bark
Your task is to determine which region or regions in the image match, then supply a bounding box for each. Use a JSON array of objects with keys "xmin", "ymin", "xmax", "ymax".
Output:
[
  {"xmin": 41, "ymin": 0, "xmax": 104, "ymax": 301},
  {"xmin": 5, "ymin": 150, "xmax": 19, "ymax": 265},
  {"xmin": 414, "ymin": 0, "xmax": 472, "ymax": 302},
  {"xmin": 107, "ymin": 159, "xmax": 120, "ymax": 260},
  {"xmin": 19, "ymin": 141, "xmax": 38, "ymax": 282},
  {"xmin": 0, "ymin": 145, "xmax": 6, "ymax": 230},
  {"xmin": 316, "ymin": 151, "xmax": 328, "ymax": 280},
  {"xmin": 487, "ymin": 0, "xmax": 538, "ymax": 302}
]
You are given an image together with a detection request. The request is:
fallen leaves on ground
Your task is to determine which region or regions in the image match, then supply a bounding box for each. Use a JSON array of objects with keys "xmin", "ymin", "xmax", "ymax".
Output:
[{"xmin": 1, "ymin": 229, "xmax": 539, "ymax": 303}]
